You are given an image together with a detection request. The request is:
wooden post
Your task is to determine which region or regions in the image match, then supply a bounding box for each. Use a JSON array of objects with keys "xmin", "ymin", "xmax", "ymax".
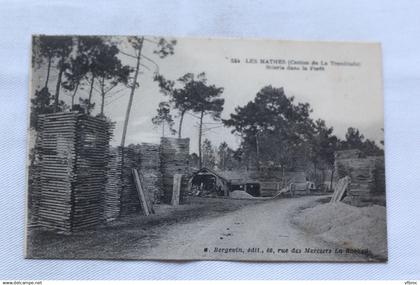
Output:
[
  {"xmin": 132, "ymin": 168, "xmax": 150, "ymax": 216},
  {"xmin": 171, "ymin": 174, "xmax": 183, "ymax": 206}
]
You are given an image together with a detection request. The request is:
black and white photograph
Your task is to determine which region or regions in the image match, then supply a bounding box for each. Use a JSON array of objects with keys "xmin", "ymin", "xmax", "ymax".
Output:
[{"xmin": 25, "ymin": 35, "xmax": 386, "ymax": 262}]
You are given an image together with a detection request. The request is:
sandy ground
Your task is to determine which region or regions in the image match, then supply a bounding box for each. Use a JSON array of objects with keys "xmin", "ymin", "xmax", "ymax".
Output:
[
  {"xmin": 142, "ymin": 196, "xmax": 372, "ymax": 262},
  {"xmin": 292, "ymin": 201, "xmax": 388, "ymax": 260},
  {"xmin": 27, "ymin": 196, "xmax": 378, "ymax": 262},
  {"xmin": 26, "ymin": 197, "xmax": 258, "ymax": 259}
]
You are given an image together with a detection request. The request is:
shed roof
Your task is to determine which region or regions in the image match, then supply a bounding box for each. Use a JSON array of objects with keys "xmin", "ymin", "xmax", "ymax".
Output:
[{"xmin": 194, "ymin": 167, "xmax": 229, "ymax": 182}]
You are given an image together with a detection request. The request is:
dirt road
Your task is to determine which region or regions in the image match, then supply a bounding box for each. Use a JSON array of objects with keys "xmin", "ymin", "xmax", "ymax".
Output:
[{"xmin": 144, "ymin": 196, "xmax": 370, "ymax": 261}]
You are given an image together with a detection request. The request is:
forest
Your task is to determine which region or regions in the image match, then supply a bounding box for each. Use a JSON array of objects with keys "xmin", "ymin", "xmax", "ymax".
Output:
[{"xmin": 31, "ymin": 35, "xmax": 384, "ymax": 187}]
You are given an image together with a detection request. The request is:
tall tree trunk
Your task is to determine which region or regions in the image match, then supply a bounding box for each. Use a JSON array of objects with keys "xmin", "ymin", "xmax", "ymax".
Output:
[
  {"xmin": 100, "ymin": 77, "xmax": 105, "ymax": 116},
  {"xmin": 53, "ymin": 57, "xmax": 65, "ymax": 112},
  {"xmin": 44, "ymin": 56, "xmax": 52, "ymax": 89},
  {"xmin": 198, "ymin": 110, "xmax": 204, "ymax": 169},
  {"xmin": 178, "ymin": 110, "xmax": 186, "ymax": 138},
  {"xmin": 71, "ymin": 82, "xmax": 80, "ymax": 110},
  {"xmin": 100, "ymin": 93, "xmax": 105, "ymax": 115},
  {"xmin": 121, "ymin": 37, "xmax": 144, "ymax": 147},
  {"xmin": 87, "ymin": 75, "xmax": 95, "ymax": 114}
]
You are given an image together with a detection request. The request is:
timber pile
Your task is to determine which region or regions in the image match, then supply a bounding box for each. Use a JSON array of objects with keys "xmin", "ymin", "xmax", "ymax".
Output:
[
  {"xmin": 137, "ymin": 143, "xmax": 162, "ymax": 204},
  {"xmin": 71, "ymin": 115, "xmax": 112, "ymax": 230},
  {"xmin": 260, "ymin": 182, "xmax": 282, "ymax": 197},
  {"xmin": 335, "ymin": 149, "xmax": 364, "ymax": 160},
  {"xmin": 132, "ymin": 168, "xmax": 155, "ymax": 215},
  {"xmin": 330, "ymin": 176, "xmax": 350, "ymax": 203},
  {"xmin": 119, "ymin": 147, "xmax": 141, "ymax": 215},
  {"xmin": 372, "ymin": 156, "xmax": 386, "ymax": 193},
  {"xmin": 28, "ymin": 115, "xmax": 45, "ymax": 226},
  {"xmin": 335, "ymin": 153, "xmax": 385, "ymax": 206},
  {"xmin": 104, "ymin": 147, "xmax": 122, "ymax": 221},
  {"xmin": 33, "ymin": 112, "xmax": 112, "ymax": 232},
  {"xmin": 160, "ymin": 137, "xmax": 190, "ymax": 204}
]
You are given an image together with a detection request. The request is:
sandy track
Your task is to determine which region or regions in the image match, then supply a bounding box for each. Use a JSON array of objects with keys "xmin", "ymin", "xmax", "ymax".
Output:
[{"xmin": 143, "ymin": 196, "xmax": 370, "ymax": 261}]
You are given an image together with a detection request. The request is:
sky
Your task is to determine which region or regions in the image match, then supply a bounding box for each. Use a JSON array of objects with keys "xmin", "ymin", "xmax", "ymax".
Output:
[{"xmin": 32, "ymin": 37, "xmax": 384, "ymax": 154}]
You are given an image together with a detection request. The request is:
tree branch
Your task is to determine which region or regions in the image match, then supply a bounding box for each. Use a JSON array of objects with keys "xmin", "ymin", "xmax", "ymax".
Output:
[
  {"xmin": 141, "ymin": 54, "xmax": 160, "ymax": 72},
  {"xmin": 143, "ymin": 37, "xmax": 160, "ymax": 45},
  {"xmin": 119, "ymin": 50, "xmax": 137, "ymax": 59}
]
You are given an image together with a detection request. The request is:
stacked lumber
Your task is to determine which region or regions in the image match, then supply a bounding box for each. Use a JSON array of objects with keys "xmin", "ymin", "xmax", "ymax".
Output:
[
  {"xmin": 119, "ymin": 147, "xmax": 141, "ymax": 215},
  {"xmin": 28, "ymin": 115, "xmax": 45, "ymax": 226},
  {"xmin": 160, "ymin": 137, "xmax": 190, "ymax": 203},
  {"xmin": 35, "ymin": 112, "xmax": 78, "ymax": 232},
  {"xmin": 259, "ymin": 182, "xmax": 282, "ymax": 197},
  {"xmin": 132, "ymin": 168, "xmax": 154, "ymax": 215},
  {"xmin": 137, "ymin": 143, "xmax": 162, "ymax": 204},
  {"xmin": 104, "ymin": 147, "xmax": 122, "ymax": 221},
  {"xmin": 32, "ymin": 112, "xmax": 112, "ymax": 232},
  {"xmin": 371, "ymin": 156, "xmax": 386, "ymax": 193},
  {"xmin": 335, "ymin": 154, "xmax": 385, "ymax": 206},
  {"xmin": 330, "ymin": 176, "xmax": 350, "ymax": 203},
  {"xmin": 335, "ymin": 149, "xmax": 364, "ymax": 160},
  {"xmin": 71, "ymin": 115, "xmax": 112, "ymax": 230}
]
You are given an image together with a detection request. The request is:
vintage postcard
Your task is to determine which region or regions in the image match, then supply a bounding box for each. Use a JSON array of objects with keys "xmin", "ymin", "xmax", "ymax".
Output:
[{"xmin": 26, "ymin": 36, "xmax": 386, "ymax": 262}]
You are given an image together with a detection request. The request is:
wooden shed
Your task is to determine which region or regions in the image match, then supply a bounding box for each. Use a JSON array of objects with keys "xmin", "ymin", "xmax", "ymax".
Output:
[{"xmin": 190, "ymin": 167, "xmax": 230, "ymax": 197}]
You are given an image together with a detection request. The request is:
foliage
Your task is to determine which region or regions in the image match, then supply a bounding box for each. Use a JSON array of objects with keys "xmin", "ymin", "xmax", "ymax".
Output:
[
  {"xmin": 187, "ymin": 73, "xmax": 225, "ymax": 168},
  {"xmin": 120, "ymin": 36, "xmax": 177, "ymax": 147},
  {"xmin": 151, "ymin": 102, "xmax": 176, "ymax": 136},
  {"xmin": 217, "ymin": 141, "xmax": 242, "ymax": 171},
  {"xmin": 224, "ymin": 86, "xmax": 313, "ymax": 170},
  {"xmin": 340, "ymin": 127, "xmax": 384, "ymax": 156},
  {"xmin": 202, "ymin": 139, "xmax": 216, "ymax": 169},
  {"xmin": 154, "ymin": 73, "xmax": 196, "ymax": 138},
  {"xmin": 30, "ymin": 87, "xmax": 68, "ymax": 130}
]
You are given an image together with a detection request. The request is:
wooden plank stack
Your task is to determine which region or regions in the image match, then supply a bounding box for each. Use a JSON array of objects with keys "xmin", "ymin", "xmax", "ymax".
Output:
[
  {"xmin": 28, "ymin": 115, "xmax": 45, "ymax": 226},
  {"xmin": 335, "ymin": 150, "xmax": 385, "ymax": 206},
  {"xmin": 136, "ymin": 143, "xmax": 162, "ymax": 204},
  {"xmin": 104, "ymin": 147, "xmax": 122, "ymax": 221},
  {"xmin": 32, "ymin": 112, "xmax": 112, "ymax": 232},
  {"xmin": 171, "ymin": 174, "xmax": 183, "ymax": 206},
  {"xmin": 330, "ymin": 176, "xmax": 350, "ymax": 203},
  {"xmin": 71, "ymin": 115, "xmax": 112, "ymax": 231},
  {"xmin": 372, "ymin": 156, "xmax": 386, "ymax": 193},
  {"xmin": 132, "ymin": 168, "xmax": 155, "ymax": 215},
  {"xmin": 259, "ymin": 182, "xmax": 282, "ymax": 197},
  {"xmin": 160, "ymin": 137, "xmax": 190, "ymax": 204},
  {"xmin": 119, "ymin": 147, "xmax": 141, "ymax": 216}
]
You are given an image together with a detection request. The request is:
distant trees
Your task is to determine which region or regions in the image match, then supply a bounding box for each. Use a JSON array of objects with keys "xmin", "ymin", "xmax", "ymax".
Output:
[
  {"xmin": 95, "ymin": 44, "xmax": 131, "ymax": 116},
  {"xmin": 217, "ymin": 141, "xmax": 241, "ymax": 171},
  {"xmin": 30, "ymin": 35, "xmax": 177, "ymax": 151},
  {"xmin": 154, "ymin": 72, "xmax": 224, "ymax": 168},
  {"xmin": 307, "ymin": 119, "xmax": 339, "ymax": 186},
  {"xmin": 32, "ymin": 36, "xmax": 74, "ymax": 111},
  {"xmin": 224, "ymin": 86, "xmax": 313, "ymax": 171},
  {"xmin": 30, "ymin": 87, "xmax": 57, "ymax": 130},
  {"xmin": 154, "ymin": 73, "xmax": 196, "ymax": 138},
  {"xmin": 62, "ymin": 53, "xmax": 88, "ymax": 109},
  {"xmin": 224, "ymin": 85, "xmax": 384, "ymax": 184},
  {"xmin": 189, "ymin": 140, "xmax": 241, "ymax": 171},
  {"xmin": 31, "ymin": 36, "xmax": 129, "ymax": 118},
  {"xmin": 340, "ymin": 127, "xmax": 384, "ymax": 156},
  {"xmin": 120, "ymin": 36, "xmax": 176, "ymax": 147},
  {"xmin": 202, "ymin": 139, "xmax": 216, "ymax": 169},
  {"xmin": 151, "ymin": 102, "xmax": 176, "ymax": 136},
  {"xmin": 188, "ymin": 74, "xmax": 224, "ymax": 168}
]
